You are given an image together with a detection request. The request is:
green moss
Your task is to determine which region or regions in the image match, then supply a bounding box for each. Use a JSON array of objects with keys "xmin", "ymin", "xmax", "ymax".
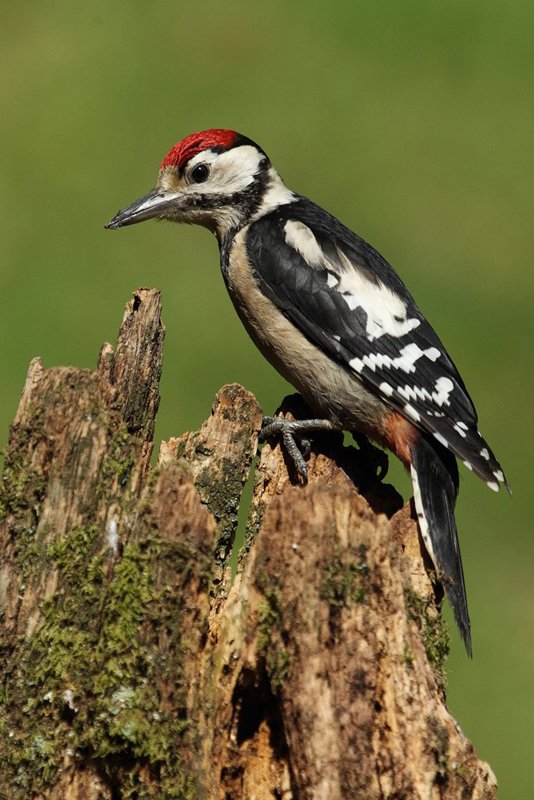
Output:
[
  {"xmin": 0, "ymin": 460, "xmax": 46, "ymax": 522},
  {"xmin": 405, "ymin": 587, "xmax": 450, "ymax": 690},
  {"xmin": 257, "ymin": 582, "xmax": 282, "ymax": 652},
  {"xmin": 195, "ymin": 458, "xmax": 244, "ymax": 561},
  {"xmin": 0, "ymin": 527, "xmax": 198, "ymax": 798},
  {"xmin": 403, "ymin": 645, "xmax": 415, "ymax": 667},
  {"xmin": 0, "ymin": 461, "xmax": 48, "ymax": 584},
  {"xmin": 453, "ymin": 761, "xmax": 470, "ymax": 781},
  {"xmin": 320, "ymin": 543, "xmax": 368, "ymax": 608},
  {"xmin": 101, "ymin": 422, "xmax": 139, "ymax": 490},
  {"xmin": 0, "ymin": 402, "xmax": 47, "ymax": 521},
  {"xmin": 257, "ymin": 580, "xmax": 292, "ymax": 688}
]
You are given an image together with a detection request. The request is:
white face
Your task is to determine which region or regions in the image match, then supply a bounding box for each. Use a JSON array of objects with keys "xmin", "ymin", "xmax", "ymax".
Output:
[
  {"xmin": 158, "ymin": 144, "xmax": 266, "ymax": 197},
  {"xmin": 186, "ymin": 145, "xmax": 266, "ymax": 195},
  {"xmin": 155, "ymin": 144, "xmax": 295, "ymax": 236},
  {"xmin": 106, "ymin": 143, "xmax": 295, "ymax": 236}
]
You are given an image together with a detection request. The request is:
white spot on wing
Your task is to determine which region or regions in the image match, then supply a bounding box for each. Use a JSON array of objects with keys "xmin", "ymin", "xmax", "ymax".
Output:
[
  {"xmin": 433, "ymin": 432, "xmax": 449, "ymax": 448},
  {"xmin": 453, "ymin": 422, "xmax": 467, "ymax": 438},
  {"xmin": 487, "ymin": 480, "xmax": 499, "ymax": 492},
  {"xmin": 349, "ymin": 343, "xmax": 442, "ymax": 376},
  {"xmin": 398, "ymin": 375, "xmax": 453, "ymax": 407},
  {"xmin": 404, "ymin": 403, "xmax": 421, "ymax": 421},
  {"xmin": 434, "ymin": 377, "xmax": 454, "ymax": 405},
  {"xmin": 480, "ymin": 448, "xmax": 490, "ymax": 460},
  {"xmin": 463, "ymin": 460, "xmax": 473, "ymax": 471},
  {"xmin": 379, "ymin": 381, "xmax": 394, "ymax": 397},
  {"xmin": 493, "ymin": 469, "xmax": 504, "ymax": 482}
]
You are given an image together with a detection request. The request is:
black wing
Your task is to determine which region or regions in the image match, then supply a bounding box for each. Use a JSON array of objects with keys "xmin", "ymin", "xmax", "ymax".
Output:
[{"xmin": 246, "ymin": 197, "xmax": 506, "ymax": 490}]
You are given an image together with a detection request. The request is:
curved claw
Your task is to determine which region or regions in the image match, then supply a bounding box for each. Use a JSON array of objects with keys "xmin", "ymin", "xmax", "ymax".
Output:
[
  {"xmin": 260, "ymin": 415, "xmax": 339, "ymax": 483},
  {"xmin": 282, "ymin": 429, "xmax": 309, "ymax": 483},
  {"xmin": 260, "ymin": 416, "xmax": 309, "ymax": 482}
]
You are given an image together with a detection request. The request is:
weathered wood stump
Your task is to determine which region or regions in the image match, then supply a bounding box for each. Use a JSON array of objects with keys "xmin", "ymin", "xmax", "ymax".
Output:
[{"xmin": 0, "ymin": 289, "xmax": 497, "ymax": 799}]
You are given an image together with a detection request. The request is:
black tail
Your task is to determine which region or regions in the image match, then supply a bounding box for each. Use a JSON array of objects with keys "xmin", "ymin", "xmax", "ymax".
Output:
[{"xmin": 410, "ymin": 434, "xmax": 472, "ymax": 656}]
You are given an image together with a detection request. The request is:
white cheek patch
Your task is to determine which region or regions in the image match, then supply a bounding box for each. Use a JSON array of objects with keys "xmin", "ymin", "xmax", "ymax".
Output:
[{"xmin": 187, "ymin": 145, "xmax": 266, "ymax": 196}]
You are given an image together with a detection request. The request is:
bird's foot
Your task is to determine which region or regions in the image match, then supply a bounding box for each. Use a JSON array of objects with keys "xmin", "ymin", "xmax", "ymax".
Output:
[
  {"xmin": 352, "ymin": 433, "xmax": 389, "ymax": 481},
  {"xmin": 260, "ymin": 416, "xmax": 339, "ymax": 483}
]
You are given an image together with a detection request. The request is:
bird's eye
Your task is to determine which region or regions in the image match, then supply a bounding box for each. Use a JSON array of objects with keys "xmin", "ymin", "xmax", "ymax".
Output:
[{"xmin": 190, "ymin": 163, "xmax": 210, "ymax": 184}]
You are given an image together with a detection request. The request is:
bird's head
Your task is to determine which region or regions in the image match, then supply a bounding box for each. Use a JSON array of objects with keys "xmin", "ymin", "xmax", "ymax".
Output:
[{"xmin": 106, "ymin": 129, "xmax": 292, "ymax": 240}]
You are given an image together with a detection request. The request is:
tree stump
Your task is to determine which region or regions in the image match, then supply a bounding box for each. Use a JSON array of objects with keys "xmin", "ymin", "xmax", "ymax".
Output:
[{"xmin": 0, "ymin": 289, "xmax": 497, "ymax": 799}]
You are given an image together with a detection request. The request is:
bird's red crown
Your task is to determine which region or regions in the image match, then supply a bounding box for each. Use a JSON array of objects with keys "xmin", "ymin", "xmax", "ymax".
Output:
[{"xmin": 160, "ymin": 129, "xmax": 240, "ymax": 171}]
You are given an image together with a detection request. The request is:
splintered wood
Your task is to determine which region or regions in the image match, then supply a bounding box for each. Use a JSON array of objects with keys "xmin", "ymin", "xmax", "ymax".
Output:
[{"xmin": 0, "ymin": 289, "xmax": 497, "ymax": 799}]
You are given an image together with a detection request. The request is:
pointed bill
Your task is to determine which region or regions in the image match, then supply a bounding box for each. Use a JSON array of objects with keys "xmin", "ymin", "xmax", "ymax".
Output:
[{"xmin": 105, "ymin": 190, "xmax": 180, "ymax": 229}]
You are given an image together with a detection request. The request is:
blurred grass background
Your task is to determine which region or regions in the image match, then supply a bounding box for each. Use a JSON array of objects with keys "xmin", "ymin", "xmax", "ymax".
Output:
[{"xmin": 0, "ymin": 0, "xmax": 532, "ymax": 795}]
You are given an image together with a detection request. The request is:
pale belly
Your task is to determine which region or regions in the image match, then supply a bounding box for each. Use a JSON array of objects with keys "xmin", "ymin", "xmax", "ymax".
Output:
[{"xmin": 223, "ymin": 230, "xmax": 388, "ymax": 436}]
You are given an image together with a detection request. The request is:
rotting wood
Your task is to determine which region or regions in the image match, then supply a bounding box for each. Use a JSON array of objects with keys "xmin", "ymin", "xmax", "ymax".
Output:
[{"xmin": 0, "ymin": 289, "xmax": 497, "ymax": 799}]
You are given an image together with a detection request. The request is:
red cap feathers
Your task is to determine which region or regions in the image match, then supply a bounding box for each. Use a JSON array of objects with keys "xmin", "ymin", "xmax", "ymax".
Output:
[{"xmin": 160, "ymin": 129, "xmax": 240, "ymax": 171}]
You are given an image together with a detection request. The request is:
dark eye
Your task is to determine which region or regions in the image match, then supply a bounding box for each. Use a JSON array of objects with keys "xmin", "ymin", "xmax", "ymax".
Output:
[{"xmin": 190, "ymin": 163, "xmax": 210, "ymax": 183}]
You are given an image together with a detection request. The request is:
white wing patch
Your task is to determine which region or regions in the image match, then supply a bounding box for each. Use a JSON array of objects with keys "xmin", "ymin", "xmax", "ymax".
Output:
[
  {"xmin": 334, "ymin": 253, "xmax": 421, "ymax": 341},
  {"xmin": 284, "ymin": 220, "xmax": 324, "ymax": 267},
  {"xmin": 283, "ymin": 220, "xmax": 420, "ymax": 340},
  {"xmin": 379, "ymin": 381, "xmax": 394, "ymax": 397},
  {"xmin": 404, "ymin": 404, "xmax": 421, "ymax": 422},
  {"xmin": 349, "ymin": 342, "xmax": 441, "ymax": 375},
  {"xmin": 453, "ymin": 421, "xmax": 468, "ymax": 438},
  {"xmin": 397, "ymin": 375, "xmax": 454, "ymax": 407}
]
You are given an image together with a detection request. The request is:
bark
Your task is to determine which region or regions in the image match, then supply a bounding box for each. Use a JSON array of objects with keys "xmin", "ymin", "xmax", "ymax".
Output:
[{"xmin": 0, "ymin": 288, "xmax": 497, "ymax": 800}]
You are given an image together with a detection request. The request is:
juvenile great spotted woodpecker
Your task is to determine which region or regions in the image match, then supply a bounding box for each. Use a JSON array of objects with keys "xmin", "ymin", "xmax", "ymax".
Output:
[{"xmin": 106, "ymin": 128, "xmax": 508, "ymax": 654}]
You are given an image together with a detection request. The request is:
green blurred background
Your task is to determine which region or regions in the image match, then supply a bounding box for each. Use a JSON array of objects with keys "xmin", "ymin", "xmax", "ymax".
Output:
[{"xmin": 1, "ymin": 0, "xmax": 532, "ymax": 795}]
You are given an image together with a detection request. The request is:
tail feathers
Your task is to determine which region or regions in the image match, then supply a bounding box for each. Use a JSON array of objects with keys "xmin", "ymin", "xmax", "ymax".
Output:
[{"xmin": 410, "ymin": 434, "xmax": 472, "ymax": 657}]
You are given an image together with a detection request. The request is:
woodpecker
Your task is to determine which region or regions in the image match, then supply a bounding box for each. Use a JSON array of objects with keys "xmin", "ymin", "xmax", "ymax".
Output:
[{"xmin": 106, "ymin": 128, "xmax": 508, "ymax": 654}]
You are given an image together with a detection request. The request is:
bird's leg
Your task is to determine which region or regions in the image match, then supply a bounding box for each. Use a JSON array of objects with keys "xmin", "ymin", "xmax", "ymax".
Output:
[
  {"xmin": 260, "ymin": 416, "xmax": 341, "ymax": 483},
  {"xmin": 352, "ymin": 433, "xmax": 389, "ymax": 481}
]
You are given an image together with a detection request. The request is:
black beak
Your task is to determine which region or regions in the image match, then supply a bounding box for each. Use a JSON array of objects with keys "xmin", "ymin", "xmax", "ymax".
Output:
[{"xmin": 105, "ymin": 189, "xmax": 181, "ymax": 229}]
